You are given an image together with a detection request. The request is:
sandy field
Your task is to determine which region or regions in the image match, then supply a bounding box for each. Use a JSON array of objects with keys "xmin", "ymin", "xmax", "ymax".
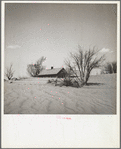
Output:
[{"xmin": 4, "ymin": 74, "xmax": 116, "ymax": 114}]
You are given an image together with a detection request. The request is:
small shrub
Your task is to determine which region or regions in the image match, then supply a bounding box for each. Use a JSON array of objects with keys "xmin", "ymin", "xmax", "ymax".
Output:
[
  {"xmin": 59, "ymin": 82, "xmax": 64, "ymax": 87},
  {"xmin": 9, "ymin": 80, "xmax": 13, "ymax": 84},
  {"xmin": 54, "ymin": 79, "xmax": 57, "ymax": 83},
  {"xmin": 63, "ymin": 77, "xmax": 73, "ymax": 86},
  {"xmin": 47, "ymin": 79, "xmax": 57, "ymax": 84},
  {"xmin": 48, "ymin": 77, "xmax": 80, "ymax": 88},
  {"xmin": 11, "ymin": 77, "xmax": 18, "ymax": 81},
  {"xmin": 47, "ymin": 80, "xmax": 51, "ymax": 83}
]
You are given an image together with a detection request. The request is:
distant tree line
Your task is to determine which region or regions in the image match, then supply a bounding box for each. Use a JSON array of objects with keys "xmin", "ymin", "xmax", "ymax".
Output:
[{"xmin": 102, "ymin": 61, "xmax": 117, "ymax": 74}]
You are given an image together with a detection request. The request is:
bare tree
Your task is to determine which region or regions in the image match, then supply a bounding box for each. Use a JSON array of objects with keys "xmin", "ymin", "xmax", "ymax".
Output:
[
  {"xmin": 65, "ymin": 46, "xmax": 105, "ymax": 87},
  {"xmin": 5, "ymin": 64, "xmax": 15, "ymax": 80},
  {"xmin": 27, "ymin": 56, "xmax": 46, "ymax": 77}
]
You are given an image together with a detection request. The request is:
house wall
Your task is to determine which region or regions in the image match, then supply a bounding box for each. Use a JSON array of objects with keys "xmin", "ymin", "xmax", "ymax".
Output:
[
  {"xmin": 57, "ymin": 69, "xmax": 67, "ymax": 78},
  {"xmin": 38, "ymin": 74, "xmax": 57, "ymax": 78},
  {"xmin": 38, "ymin": 72, "xmax": 67, "ymax": 78}
]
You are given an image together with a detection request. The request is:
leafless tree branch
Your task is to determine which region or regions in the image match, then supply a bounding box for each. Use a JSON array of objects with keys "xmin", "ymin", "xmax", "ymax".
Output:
[{"xmin": 5, "ymin": 63, "xmax": 15, "ymax": 80}]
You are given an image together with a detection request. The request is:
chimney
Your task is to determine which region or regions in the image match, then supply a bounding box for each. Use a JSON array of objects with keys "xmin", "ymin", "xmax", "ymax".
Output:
[{"xmin": 51, "ymin": 66, "xmax": 53, "ymax": 69}]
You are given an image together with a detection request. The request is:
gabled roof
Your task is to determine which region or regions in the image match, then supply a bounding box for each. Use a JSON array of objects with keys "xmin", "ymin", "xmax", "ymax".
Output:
[{"xmin": 37, "ymin": 68, "xmax": 65, "ymax": 76}]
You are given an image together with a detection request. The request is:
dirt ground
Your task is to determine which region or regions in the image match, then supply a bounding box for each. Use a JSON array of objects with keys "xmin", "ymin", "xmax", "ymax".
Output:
[{"xmin": 4, "ymin": 74, "xmax": 116, "ymax": 114}]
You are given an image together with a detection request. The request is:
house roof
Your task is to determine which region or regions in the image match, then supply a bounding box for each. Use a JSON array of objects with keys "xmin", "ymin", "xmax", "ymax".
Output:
[{"xmin": 37, "ymin": 68, "xmax": 65, "ymax": 76}]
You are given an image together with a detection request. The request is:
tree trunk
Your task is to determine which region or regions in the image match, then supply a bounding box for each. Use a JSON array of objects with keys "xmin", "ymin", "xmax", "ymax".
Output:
[
  {"xmin": 77, "ymin": 77, "xmax": 85, "ymax": 87},
  {"xmin": 84, "ymin": 72, "xmax": 90, "ymax": 85}
]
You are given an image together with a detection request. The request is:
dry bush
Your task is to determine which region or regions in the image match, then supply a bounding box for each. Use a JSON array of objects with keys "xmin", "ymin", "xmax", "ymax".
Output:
[
  {"xmin": 47, "ymin": 79, "xmax": 57, "ymax": 84},
  {"xmin": 5, "ymin": 64, "xmax": 15, "ymax": 80},
  {"xmin": 48, "ymin": 77, "xmax": 79, "ymax": 88}
]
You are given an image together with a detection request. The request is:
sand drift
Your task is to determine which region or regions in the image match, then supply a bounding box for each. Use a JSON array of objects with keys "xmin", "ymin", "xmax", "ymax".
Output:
[{"xmin": 4, "ymin": 74, "xmax": 116, "ymax": 114}]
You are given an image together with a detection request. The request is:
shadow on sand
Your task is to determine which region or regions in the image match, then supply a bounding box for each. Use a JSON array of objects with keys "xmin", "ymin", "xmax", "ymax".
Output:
[{"xmin": 86, "ymin": 83, "xmax": 104, "ymax": 86}]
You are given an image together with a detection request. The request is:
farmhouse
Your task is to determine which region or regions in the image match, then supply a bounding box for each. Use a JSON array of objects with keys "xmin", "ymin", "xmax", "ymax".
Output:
[{"xmin": 37, "ymin": 67, "xmax": 67, "ymax": 78}]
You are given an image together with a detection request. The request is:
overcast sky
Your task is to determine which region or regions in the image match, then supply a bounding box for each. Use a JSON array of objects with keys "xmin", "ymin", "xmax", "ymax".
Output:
[{"xmin": 5, "ymin": 3, "xmax": 117, "ymax": 77}]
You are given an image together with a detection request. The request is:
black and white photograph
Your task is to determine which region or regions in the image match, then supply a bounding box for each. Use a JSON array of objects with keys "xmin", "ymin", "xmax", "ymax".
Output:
[
  {"xmin": 1, "ymin": 1, "xmax": 120, "ymax": 148},
  {"xmin": 4, "ymin": 2, "xmax": 118, "ymax": 114}
]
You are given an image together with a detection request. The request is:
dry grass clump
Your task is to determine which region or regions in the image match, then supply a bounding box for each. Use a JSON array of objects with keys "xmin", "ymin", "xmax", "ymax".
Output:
[
  {"xmin": 47, "ymin": 79, "xmax": 57, "ymax": 84},
  {"xmin": 11, "ymin": 77, "xmax": 18, "ymax": 81},
  {"xmin": 18, "ymin": 76, "xmax": 28, "ymax": 80}
]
